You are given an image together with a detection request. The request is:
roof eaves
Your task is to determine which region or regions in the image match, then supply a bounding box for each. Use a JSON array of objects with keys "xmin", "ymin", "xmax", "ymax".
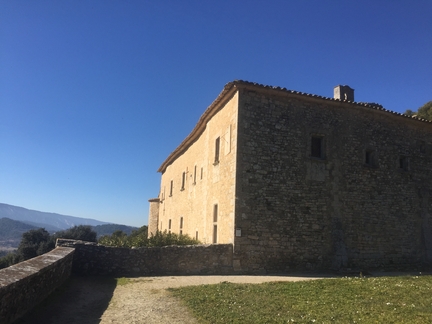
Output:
[{"xmin": 157, "ymin": 81, "xmax": 239, "ymax": 173}]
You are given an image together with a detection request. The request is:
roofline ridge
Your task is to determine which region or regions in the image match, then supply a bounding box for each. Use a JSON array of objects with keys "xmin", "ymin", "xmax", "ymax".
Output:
[{"xmin": 157, "ymin": 80, "xmax": 431, "ymax": 173}]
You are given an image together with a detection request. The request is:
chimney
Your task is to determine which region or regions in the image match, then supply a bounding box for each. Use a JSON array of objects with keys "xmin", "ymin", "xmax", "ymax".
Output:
[{"xmin": 334, "ymin": 85, "xmax": 354, "ymax": 102}]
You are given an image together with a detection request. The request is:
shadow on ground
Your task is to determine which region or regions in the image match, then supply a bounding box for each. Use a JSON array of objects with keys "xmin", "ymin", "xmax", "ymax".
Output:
[{"xmin": 15, "ymin": 275, "xmax": 117, "ymax": 324}]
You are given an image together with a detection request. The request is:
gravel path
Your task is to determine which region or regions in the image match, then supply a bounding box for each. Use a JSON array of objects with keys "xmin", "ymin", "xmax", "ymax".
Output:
[{"xmin": 17, "ymin": 275, "xmax": 324, "ymax": 324}]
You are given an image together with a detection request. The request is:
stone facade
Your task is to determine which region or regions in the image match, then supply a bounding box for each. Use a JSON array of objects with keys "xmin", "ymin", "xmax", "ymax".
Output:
[
  {"xmin": 151, "ymin": 91, "xmax": 239, "ymax": 244},
  {"xmin": 150, "ymin": 80, "xmax": 432, "ymax": 273}
]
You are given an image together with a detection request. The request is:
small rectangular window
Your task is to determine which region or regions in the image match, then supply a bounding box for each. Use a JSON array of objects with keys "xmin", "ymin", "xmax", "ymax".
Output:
[
  {"xmin": 213, "ymin": 204, "xmax": 218, "ymax": 222},
  {"xmin": 200, "ymin": 167, "xmax": 203, "ymax": 180},
  {"xmin": 365, "ymin": 150, "xmax": 376, "ymax": 167},
  {"xmin": 181, "ymin": 172, "xmax": 186, "ymax": 190},
  {"xmin": 214, "ymin": 137, "xmax": 220, "ymax": 164},
  {"xmin": 213, "ymin": 225, "xmax": 218, "ymax": 244},
  {"xmin": 193, "ymin": 165, "xmax": 197, "ymax": 184},
  {"xmin": 169, "ymin": 180, "xmax": 173, "ymax": 196},
  {"xmin": 311, "ymin": 135, "xmax": 324, "ymax": 158},
  {"xmin": 399, "ymin": 156, "xmax": 409, "ymax": 171},
  {"xmin": 168, "ymin": 219, "xmax": 172, "ymax": 230},
  {"xmin": 180, "ymin": 217, "xmax": 183, "ymax": 229},
  {"xmin": 196, "ymin": 231, "xmax": 198, "ymax": 240}
]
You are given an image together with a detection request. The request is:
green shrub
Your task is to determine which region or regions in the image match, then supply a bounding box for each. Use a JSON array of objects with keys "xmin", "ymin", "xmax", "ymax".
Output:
[
  {"xmin": 147, "ymin": 230, "xmax": 200, "ymax": 247},
  {"xmin": 98, "ymin": 228, "xmax": 200, "ymax": 248},
  {"xmin": 0, "ymin": 253, "xmax": 18, "ymax": 270},
  {"xmin": 98, "ymin": 230, "xmax": 131, "ymax": 247}
]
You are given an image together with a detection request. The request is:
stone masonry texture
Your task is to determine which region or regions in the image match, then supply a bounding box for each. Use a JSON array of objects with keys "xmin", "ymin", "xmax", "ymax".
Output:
[
  {"xmin": 0, "ymin": 247, "xmax": 74, "ymax": 324},
  {"xmin": 56, "ymin": 239, "xmax": 234, "ymax": 276},
  {"xmin": 234, "ymin": 85, "xmax": 432, "ymax": 273}
]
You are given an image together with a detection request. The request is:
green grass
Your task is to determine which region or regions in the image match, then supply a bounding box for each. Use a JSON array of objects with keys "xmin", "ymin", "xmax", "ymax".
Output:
[
  {"xmin": 169, "ymin": 275, "xmax": 432, "ymax": 323},
  {"xmin": 115, "ymin": 277, "xmax": 131, "ymax": 286}
]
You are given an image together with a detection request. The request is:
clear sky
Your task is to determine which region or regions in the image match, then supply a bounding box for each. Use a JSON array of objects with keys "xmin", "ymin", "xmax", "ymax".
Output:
[{"xmin": 1, "ymin": 1, "xmax": 431, "ymax": 227}]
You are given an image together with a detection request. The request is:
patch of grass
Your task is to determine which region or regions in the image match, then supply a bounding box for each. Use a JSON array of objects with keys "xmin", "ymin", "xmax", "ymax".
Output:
[
  {"xmin": 170, "ymin": 275, "xmax": 432, "ymax": 323},
  {"xmin": 115, "ymin": 277, "xmax": 154, "ymax": 286},
  {"xmin": 115, "ymin": 277, "xmax": 131, "ymax": 286}
]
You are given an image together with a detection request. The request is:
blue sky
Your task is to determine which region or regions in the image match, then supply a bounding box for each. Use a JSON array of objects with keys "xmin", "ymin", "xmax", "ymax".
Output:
[{"xmin": 1, "ymin": 1, "xmax": 431, "ymax": 227}]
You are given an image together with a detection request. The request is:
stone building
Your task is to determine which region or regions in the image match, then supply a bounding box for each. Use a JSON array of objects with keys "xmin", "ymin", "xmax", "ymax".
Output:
[{"xmin": 149, "ymin": 80, "xmax": 432, "ymax": 273}]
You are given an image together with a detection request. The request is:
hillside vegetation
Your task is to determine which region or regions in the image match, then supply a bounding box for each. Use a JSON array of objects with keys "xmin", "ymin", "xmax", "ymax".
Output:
[
  {"xmin": 0, "ymin": 218, "xmax": 37, "ymax": 241},
  {"xmin": 0, "ymin": 218, "xmax": 138, "ymax": 251},
  {"xmin": 0, "ymin": 225, "xmax": 97, "ymax": 269}
]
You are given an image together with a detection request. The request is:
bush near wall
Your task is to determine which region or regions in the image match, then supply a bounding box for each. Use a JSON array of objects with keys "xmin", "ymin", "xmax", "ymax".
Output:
[{"xmin": 98, "ymin": 229, "xmax": 200, "ymax": 248}]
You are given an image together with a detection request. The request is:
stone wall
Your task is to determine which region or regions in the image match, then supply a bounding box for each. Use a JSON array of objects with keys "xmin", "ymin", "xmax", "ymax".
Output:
[
  {"xmin": 56, "ymin": 239, "xmax": 234, "ymax": 276},
  {"xmin": 234, "ymin": 87, "xmax": 432, "ymax": 273},
  {"xmin": 0, "ymin": 247, "xmax": 74, "ymax": 324}
]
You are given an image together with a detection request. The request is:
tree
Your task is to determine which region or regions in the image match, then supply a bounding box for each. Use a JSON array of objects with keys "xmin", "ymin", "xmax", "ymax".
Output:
[
  {"xmin": 404, "ymin": 101, "xmax": 432, "ymax": 121},
  {"xmin": 53, "ymin": 225, "xmax": 97, "ymax": 242},
  {"xmin": 404, "ymin": 109, "xmax": 415, "ymax": 117},
  {"xmin": 416, "ymin": 101, "xmax": 432, "ymax": 121},
  {"xmin": 16, "ymin": 228, "xmax": 53, "ymax": 262},
  {"xmin": 0, "ymin": 253, "xmax": 18, "ymax": 270},
  {"xmin": 98, "ymin": 230, "xmax": 130, "ymax": 247}
]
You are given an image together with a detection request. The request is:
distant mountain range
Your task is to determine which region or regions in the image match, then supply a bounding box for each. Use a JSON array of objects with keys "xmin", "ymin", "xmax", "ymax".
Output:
[
  {"xmin": 0, "ymin": 203, "xmax": 140, "ymax": 249},
  {"xmin": 0, "ymin": 203, "xmax": 111, "ymax": 231}
]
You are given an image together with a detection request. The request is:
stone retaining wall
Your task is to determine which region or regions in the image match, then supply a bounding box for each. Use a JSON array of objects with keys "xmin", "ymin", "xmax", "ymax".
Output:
[
  {"xmin": 56, "ymin": 239, "xmax": 234, "ymax": 276},
  {"xmin": 0, "ymin": 247, "xmax": 74, "ymax": 324}
]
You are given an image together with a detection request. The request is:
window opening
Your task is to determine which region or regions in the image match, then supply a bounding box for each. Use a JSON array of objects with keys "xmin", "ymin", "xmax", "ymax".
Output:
[
  {"xmin": 365, "ymin": 151, "xmax": 372, "ymax": 165},
  {"xmin": 169, "ymin": 180, "xmax": 173, "ymax": 196},
  {"xmin": 168, "ymin": 219, "xmax": 171, "ymax": 233},
  {"xmin": 213, "ymin": 225, "xmax": 218, "ymax": 244},
  {"xmin": 365, "ymin": 150, "xmax": 376, "ymax": 167},
  {"xmin": 181, "ymin": 172, "xmax": 186, "ymax": 191},
  {"xmin": 311, "ymin": 136, "xmax": 324, "ymax": 158},
  {"xmin": 214, "ymin": 137, "xmax": 220, "ymax": 164},
  {"xmin": 193, "ymin": 165, "xmax": 197, "ymax": 184},
  {"xmin": 213, "ymin": 204, "xmax": 218, "ymax": 222},
  {"xmin": 399, "ymin": 156, "xmax": 409, "ymax": 171}
]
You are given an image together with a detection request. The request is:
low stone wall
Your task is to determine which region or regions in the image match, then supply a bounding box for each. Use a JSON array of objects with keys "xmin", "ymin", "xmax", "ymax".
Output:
[
  {"xmin": 56, "ymin": 239, "xmax": 234, "ymax": 276},
  {"xmin": 0, "ymin": 247, "xmax": 74, "ymax": 324}
]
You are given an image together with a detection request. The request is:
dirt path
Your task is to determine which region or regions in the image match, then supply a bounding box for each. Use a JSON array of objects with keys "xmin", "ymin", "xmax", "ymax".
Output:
[{"xmin": 17, "ymin": 275, "xmax": 323, "ymax": 324}]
